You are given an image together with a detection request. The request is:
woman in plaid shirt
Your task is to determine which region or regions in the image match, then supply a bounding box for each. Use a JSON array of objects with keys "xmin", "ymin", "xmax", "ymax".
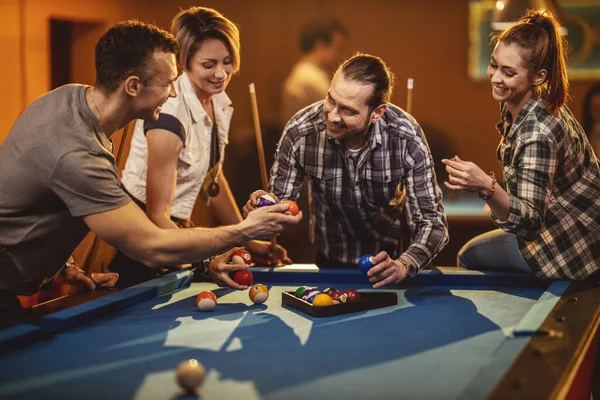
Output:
[{"xmin": 443, "ymin": 10, "xmax": 600, "ymax": 281}]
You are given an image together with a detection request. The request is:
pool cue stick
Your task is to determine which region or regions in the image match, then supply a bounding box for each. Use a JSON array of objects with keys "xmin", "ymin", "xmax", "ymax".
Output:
[
  {"xmin": 400, "ymin": 78, "xmax": 414, "ymax": 254},
  {"xmin": 249, "ymin": 83, "xmax": 269, "ymax": 191},
  {"xmin": 406, "ymin": 78, "xmax": 414, "ymax": 115},
  {"xmin": 249, "ymin": 83, "xmax": 279, "ymax": 263}
]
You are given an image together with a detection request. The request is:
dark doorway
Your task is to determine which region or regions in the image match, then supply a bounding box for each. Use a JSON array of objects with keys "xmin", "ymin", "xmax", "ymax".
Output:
[{"xmin": 50, "ymin": 18, "xmax": 104, "ymax": 89}]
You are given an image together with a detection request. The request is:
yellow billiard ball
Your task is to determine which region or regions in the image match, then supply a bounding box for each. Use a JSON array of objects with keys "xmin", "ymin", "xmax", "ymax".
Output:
[
  {"xmin": 312, "ymin": 293, "xmax": 334, "ymax": 307},
  {"xmin": 249, "ymin": 284, "xmax": 269, "ymax": 304}
]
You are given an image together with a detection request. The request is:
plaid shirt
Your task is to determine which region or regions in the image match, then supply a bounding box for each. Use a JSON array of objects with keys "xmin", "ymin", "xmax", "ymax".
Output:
[
  {"xmin": 269, "ymin": 101, "xmax": 448, "ymax": 270},
  {"xmin": 494, "ymin": 96, "xmax": 600, "ymax": 280}
]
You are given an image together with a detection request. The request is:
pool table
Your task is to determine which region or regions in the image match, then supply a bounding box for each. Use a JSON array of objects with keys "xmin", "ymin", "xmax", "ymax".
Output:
[{"xmin": 0, "ymin": 266, "xmax": 598, "ymax": 400}]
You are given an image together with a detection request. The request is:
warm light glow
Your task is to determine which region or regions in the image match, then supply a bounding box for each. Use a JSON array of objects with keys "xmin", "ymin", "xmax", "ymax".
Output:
[{"xmin": 495, "ymin": 0, "xmax": 505, "ymax": 10}]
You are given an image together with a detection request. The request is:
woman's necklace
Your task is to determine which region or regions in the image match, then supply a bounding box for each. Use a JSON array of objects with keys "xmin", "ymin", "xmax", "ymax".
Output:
[{"xmin": 207, "ymin": 122, "xmax": 220, "ymax": 197}]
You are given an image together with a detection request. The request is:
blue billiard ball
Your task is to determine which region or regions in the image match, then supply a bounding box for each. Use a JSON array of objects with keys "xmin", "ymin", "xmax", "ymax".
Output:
[
  {"xmin": 358, "ymin": 254, "xmax": 374, "ymax": 274},
  {"xmin": 305, "ymin": 290, "xmax": 322, "ymax": 304}
]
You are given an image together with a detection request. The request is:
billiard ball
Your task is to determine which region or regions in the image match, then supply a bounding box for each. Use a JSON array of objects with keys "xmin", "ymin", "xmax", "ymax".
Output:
[
  {"xmin": 233, "ymin": 270, "xmax": 253, "ymax": 286},
  {"xmin": 232, "ymin": 248, "xmax": 252, "ymax": 265},
  {"xmin": 343, "ymin": 289, "xmax": 361, "ymax": 302},
  {"xmin": 358, "ymin": 254, "xmax": 374, "ymax": 274},
  {"xmin": 176, "ymin": 358, "xmax": 206, "ymax": 393},
  {"xmin": 329, "ymin": 291, "xmax": 347, "ymax": 304},
  {"xmin": 256, "ymin": 194, "xmax": 276, "ymax": 208},
  {"xmin": 301, "ymin": 288, "xmax": 318, "ymax": 300},
  {"xmin": 305, "ymin": 290, "xmax": 322, "ymax": 304},
  {"xmin": 322, "ymin": 287, "xmax": 339, "ymax": 295},
  {"xmin": 312, "ymin": 293, "xmax": 334, "ymax": 307},
  {"xmin": 196, "ymin": 291, "xmax": 217, "ymax": 311},
  {"xmin": 281, "ymin": 199, "xmax": 300, "ymax": 216},
  {"xmin": 249, "ymin": 284, "xmax": 269, "ymax": 304},
  {"xmin": 294, "ymin": 286, "xmax": 307, "ymax": 298}
]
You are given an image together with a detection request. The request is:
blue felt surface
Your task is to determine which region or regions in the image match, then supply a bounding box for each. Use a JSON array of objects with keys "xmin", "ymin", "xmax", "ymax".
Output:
[
  {"xmin": 0, "ymin": 270, "xmax": 556, "ymax": 400},
  {"xmin": 458, "ymin": 280, "xmax": 570, "ymax": 399},
  {"xmin": 0, "ymin": 324, "xmax": 46, "ymax": 353},
  {"xmin": 512, "ymin": 280, "xmax": 569, "ymax": 335}
]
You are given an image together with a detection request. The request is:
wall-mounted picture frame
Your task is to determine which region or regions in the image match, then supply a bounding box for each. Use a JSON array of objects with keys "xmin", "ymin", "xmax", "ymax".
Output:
[{"xmin": 469, "ymin": 0, "xmax": 600, "ymax": 80}]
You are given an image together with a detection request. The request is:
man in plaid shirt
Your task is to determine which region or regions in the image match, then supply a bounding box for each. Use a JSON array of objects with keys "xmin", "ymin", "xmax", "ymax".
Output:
[{"xmin": 244, "ymin": 53, "xmax": 448, "ymax": 288}]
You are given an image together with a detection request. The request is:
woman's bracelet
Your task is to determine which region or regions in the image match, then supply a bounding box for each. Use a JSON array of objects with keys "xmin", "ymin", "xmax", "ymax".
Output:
[{"xmin": 478, "ymin": 172, "xmax": 497, "ymax": 201}]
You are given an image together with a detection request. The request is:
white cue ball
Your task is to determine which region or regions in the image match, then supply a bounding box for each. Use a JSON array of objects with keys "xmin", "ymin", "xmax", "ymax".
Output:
[{"xmin": 176, "ymin": 359, "xmax": 206, "ymax": 392}]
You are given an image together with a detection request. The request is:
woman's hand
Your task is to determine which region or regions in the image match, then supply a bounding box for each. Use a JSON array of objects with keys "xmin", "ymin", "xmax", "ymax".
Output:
[{"xmin": 441, "ymin": 155, "xmax": 492, "ymax": 194}]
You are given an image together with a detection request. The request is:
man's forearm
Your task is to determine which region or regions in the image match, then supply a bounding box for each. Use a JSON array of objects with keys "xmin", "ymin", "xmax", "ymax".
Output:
[
  {"xmin": 85, "ymin": 201, "xmax": 299, "ymax": 270},
  {"xmin": 138, "ymin": 223, "xmax": 250, "ymax": 268}
]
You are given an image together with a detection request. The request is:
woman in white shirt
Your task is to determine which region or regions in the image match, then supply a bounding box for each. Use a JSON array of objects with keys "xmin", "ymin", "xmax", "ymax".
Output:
[{"xmin": 112, "ymin": 6, "xmax": 291, "ymax": 287}]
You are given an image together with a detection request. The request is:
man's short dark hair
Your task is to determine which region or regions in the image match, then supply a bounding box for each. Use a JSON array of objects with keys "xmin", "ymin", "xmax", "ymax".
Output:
[
  {"xmin": 95, "ymin": 20, "xmax": 178, "ymax": 94},
  {"xmin": 299, "ymin": 18, "xmax": 348, "ymax": 54},
  {"xmin": 339, "ymin": 53, "xmax": 396, "ymax": 109}
]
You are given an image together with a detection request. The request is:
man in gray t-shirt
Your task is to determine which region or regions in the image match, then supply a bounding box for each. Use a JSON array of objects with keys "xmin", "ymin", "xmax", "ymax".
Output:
[
  {"xmin": 0, "ymin": 20, "xmax": 301, "ymax": 327},
  {"xmin": 0, "ymin": 84, "xmax": 130, "ymax": 295}
]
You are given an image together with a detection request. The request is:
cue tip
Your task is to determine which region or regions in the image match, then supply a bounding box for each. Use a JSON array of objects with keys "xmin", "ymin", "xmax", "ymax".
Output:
[
  {"xmin": 407, "ymin": 78, "xmax": 414, "ymax": 89},
  {"xmin": 249, "ymin": 83, "xmax": 255, "ymax": 93}
]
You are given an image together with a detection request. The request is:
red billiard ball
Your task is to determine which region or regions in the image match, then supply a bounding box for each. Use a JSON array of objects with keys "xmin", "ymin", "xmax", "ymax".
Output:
[
  {"xmin": 233, "ymin": 269, "xmax": 253, "ymax": 286},
  {"xmin": 196, "ymin": 291, "xmax": 217, "ymax": 311},
  {"xmin": 329, "ymin": 290, "xmax": 347, "ymax": 304},
  {"xmin": 282, "ymin": 199, "xmax": 300, "ymax": 216},
  {"xmin": 322, "ymin": 287, "xmax": 339, "ymax": 295},
  {"xmin": 343, "ymin": 289, "xmax": 361, "ymax": 302},
  {"xmin": 232, "ymin": 249, "xmax": 252, "ymax": 265}
]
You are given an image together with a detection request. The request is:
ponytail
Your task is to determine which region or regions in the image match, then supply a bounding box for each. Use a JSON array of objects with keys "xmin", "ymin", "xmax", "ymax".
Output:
[{"xmin": 494, "ymin": 10, "xmax": 569, "ymax": 115}]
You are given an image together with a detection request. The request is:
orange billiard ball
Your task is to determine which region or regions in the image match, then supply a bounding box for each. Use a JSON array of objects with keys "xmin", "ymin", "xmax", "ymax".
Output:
[
  {"xmin": 196, "ymin": 291, "xmax": 217, "ymax": 311},
  {"xmin": 282, "ymin": 199, "xmax": 299, "ymax": 216},
  {"xmin": 249, "ymin": 284, "xmax": 269, "ymax": 304}
]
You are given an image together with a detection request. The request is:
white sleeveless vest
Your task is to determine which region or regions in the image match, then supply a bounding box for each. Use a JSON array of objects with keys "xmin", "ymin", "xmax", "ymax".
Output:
[{"xmin": 121, "ymin": 72, "xmax": 233, "ymax": 219}]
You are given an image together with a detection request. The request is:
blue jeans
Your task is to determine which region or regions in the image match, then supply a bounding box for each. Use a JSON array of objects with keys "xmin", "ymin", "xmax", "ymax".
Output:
[{"xmin": 457, "ymin": 229, "xmax": 532, "ymax": 273}]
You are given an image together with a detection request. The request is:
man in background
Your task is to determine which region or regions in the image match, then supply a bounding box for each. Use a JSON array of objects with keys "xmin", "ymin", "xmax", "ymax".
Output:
[
  {"xmin": 277, "ymin": 18, "xmax": 348, "ymax": 259},
  {"xmin": 280, "ymin": 18, "xmax": 348, "ymax": 125}
]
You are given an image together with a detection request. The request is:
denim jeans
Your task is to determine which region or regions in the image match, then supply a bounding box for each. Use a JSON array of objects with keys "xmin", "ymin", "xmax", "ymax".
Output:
[{"xmin": 457, "ymin": 229, "xmax": 532, "ymax": 273}]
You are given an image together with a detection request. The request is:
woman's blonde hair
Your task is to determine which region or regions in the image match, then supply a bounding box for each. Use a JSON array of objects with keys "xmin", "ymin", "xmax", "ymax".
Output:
[{"xmin": 171, "ymin": 7, "xmax": 240, "ymax": 73}]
